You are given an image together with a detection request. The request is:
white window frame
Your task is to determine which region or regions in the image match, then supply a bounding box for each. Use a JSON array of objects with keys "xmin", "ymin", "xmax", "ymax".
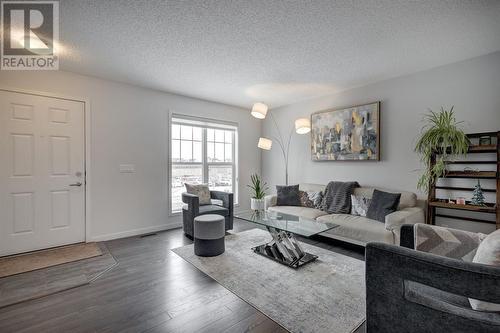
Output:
[{"xmin": 168, "ymin": 113, "xmax": 239, "ymax": 215}]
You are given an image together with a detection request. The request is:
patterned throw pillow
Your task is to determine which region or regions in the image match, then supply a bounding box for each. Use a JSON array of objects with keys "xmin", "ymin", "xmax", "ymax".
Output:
[
  {"xmin": 299, "ymin": 191, "xmax": 323, "ymax": 209},
  {"xmin": 184, "ymin": 183, "xmax": 211, "ymax": 205},
  {"xmin": 351, "ymin": 195, "xmax": 371, "ymax": 217}
]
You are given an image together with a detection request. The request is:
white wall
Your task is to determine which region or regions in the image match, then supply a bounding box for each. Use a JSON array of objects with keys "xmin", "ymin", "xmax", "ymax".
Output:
[
  {"xmin": 0, "ymin": 71, "xmax": 261, "ymax": 241},
  {"xmin": 262, "ymin": 52, "xmax": 500, "ymax": 233}
]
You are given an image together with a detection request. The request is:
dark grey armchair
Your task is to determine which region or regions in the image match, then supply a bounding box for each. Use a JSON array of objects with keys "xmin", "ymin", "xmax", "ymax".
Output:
[
  {"xmin": 365, "ymin": 224, "xmax": 500, "ymax": 333},
  {"xmin": 181, "ymin": 191, "xmax": 233, "ymax": 238}
]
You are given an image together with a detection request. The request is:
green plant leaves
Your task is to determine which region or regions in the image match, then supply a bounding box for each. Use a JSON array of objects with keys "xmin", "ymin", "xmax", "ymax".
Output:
[
  {"xmin": 414, "ymin": 107, "xmax": 470, "ymax": 192},
  {"xmin": 247, "ymin": 173, "xmax": 269, "ymax": 199}
]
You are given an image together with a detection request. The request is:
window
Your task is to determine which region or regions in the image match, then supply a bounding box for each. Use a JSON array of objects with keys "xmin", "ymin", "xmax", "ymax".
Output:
[{"xmin": 170, "ymin": 115, "xmax": 238, "ymax": 213}]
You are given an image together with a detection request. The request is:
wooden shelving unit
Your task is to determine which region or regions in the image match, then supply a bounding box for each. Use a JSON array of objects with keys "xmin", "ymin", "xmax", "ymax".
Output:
[
  {"xmin": 444, "ymin": 171, "xmax": 497, "ymax": 179},
  {"xmin": 426, "ymin": 131, "xmax": 500, "ymax": 229},
  {"xmin": 429, "ymin": 200, "xmax": 496, "ymax": 213}
]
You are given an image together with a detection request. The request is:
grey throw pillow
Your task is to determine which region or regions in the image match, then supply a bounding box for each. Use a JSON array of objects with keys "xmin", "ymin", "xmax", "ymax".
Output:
[
  {"xmin": 185, "ymin": 183, "xmax": 211, "ymax": 205},
  {"xmin": 276, "ymin": 185, "xmax": 301, "ymax": 206},
  {"xmin": 366, "ymin": 189, "xmax": 401, "ymax": 222},
  {"xmin": 470, "ymin": 229, "xmax": 500, "ymax": 312}
]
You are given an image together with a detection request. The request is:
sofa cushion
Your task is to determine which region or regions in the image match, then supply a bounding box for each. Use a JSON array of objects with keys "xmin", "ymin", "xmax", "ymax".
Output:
[
  {"xmin": 366, "ymin": 189, "xmax": 401, "ymax": 222},
  {"xmin": 353, "ymin": 187, "xmax": 416, "ymax": 209},
  {"xmin": 268, "ymin": 206, "xmax": 328, "ymax": 220},
  {"xmin": 317, "ymin": 214, "xmax": 394, "ymax": 244},
  {"xmin": 182, "ymin": 199, "xmax": 223, "ymax": 211},
  {"xmin": 299, "ymin": 183, "xmax": 326, "ymax": 192},
  {"xmin": 183, "ymin": 204, "xmax": 228, "ymax": 216},
  {"xmin": 276, "ymin": 184, "xmax": 301, "ymax": 206}
]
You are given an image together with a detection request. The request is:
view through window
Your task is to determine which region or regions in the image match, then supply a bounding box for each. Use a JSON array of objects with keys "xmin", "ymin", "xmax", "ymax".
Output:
[{"xmin": 170, "ymin": 116, "xmax": 237, "ymax": 213}]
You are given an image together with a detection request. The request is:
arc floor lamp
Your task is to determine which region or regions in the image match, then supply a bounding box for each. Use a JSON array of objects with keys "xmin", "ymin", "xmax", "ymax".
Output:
[{"xmin": 251, "ymin": 102, "xmax": 310, "ymax": 185}]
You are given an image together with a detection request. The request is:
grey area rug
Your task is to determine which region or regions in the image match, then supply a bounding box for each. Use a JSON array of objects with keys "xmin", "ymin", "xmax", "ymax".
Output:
[
  {"xmin": 0, "ymin": 243, "xmax": 117, "ymax": 308},
  {"xmin": 172, "ymin": 228, "xmax": 366, "ymax": 333}
]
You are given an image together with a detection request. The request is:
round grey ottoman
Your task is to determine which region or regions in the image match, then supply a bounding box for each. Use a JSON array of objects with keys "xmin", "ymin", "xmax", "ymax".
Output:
[{"xmin": 194, "ymin": 214, "xmax": 225, "ymax": 256}]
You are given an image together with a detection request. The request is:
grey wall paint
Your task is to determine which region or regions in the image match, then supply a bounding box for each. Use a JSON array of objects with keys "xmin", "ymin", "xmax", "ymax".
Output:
[
  {"xmin": 262, "ymin": 52, "xmax": 500, "ymax": 233},
  {"xmin": 0, "ymin": 71, "xmax": 261, "ymax": 240}
]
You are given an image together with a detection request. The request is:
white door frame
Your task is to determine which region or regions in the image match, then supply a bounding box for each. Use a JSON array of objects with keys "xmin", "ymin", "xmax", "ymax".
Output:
[{"xmin": 0, "ymin": 86, "xmax": 92, "ymax": 243}]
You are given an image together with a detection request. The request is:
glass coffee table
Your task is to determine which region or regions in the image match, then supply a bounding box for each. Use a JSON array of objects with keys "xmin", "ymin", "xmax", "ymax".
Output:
[{"xmin": 234, "ymin": 210, "xmax": 339, "ymax": 269}]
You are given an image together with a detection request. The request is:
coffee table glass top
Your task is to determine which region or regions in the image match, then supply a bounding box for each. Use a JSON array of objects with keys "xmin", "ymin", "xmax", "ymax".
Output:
[{"xmin": 235, "ymin": 210, "xmax": 338, "ymax": 238}]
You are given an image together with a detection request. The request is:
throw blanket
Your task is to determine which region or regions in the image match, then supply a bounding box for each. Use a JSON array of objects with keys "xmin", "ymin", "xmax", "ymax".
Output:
[{"xmin": 321, "ymin": 181, "xmax": 359, "ymax": 214}]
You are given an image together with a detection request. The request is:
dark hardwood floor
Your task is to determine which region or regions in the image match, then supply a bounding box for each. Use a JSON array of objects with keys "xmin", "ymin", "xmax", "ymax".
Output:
[{"xmin": 0, "ymin": 220, "xmax": 365, "ymax": 333}]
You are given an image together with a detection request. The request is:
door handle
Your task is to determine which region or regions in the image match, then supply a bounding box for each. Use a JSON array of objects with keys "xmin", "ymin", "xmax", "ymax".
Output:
[{"xmin": 69, "ymin": 182, "xmax": 83, "ymax": 187}]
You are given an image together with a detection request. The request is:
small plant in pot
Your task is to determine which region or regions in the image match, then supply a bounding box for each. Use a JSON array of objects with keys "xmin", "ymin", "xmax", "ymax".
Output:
[
  {"xmin": 415, "ymin": 106, "xmax": 469, "ymax": 193},
  {"xmin": 248, "ymin": 174, "xmax": 268, "ymax": 211}
]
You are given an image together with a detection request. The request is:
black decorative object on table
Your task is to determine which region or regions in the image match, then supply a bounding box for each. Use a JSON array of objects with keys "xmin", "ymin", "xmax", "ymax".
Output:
[{"xmin": 234, "ymin": 210, "xmax": 339, "ymax": 269}]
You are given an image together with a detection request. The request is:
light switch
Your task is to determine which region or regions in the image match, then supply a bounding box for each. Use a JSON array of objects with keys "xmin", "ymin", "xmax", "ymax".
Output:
[{"xmin": 119, "ymin": 164, "xmax": 135, "ymax": 173}]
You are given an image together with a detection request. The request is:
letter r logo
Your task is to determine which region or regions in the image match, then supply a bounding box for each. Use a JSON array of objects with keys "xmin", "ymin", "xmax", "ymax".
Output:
[
  {"xmin": 2, "ymin": 1, "xmax": 56, "ymax": 56},
  {"xmin": 10, "ymin": 9, "xmax": 49, "ymax": 49}
]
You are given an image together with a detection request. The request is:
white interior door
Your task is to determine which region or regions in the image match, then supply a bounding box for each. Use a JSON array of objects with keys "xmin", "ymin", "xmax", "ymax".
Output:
[{"xmin": 0, "ymin": 91, "xmax": 85, "ymax": 256}]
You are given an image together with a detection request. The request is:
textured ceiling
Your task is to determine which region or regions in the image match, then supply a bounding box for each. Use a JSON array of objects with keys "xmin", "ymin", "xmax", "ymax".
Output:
[{"xmin": 58, "ymin": 0, "xmax": 500, "ymax": 108}]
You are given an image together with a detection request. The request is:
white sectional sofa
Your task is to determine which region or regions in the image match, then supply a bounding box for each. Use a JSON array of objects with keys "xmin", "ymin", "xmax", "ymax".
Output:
[{"xmin": 264, "ymin": 183, "xmax": 425, "ymax": 246}]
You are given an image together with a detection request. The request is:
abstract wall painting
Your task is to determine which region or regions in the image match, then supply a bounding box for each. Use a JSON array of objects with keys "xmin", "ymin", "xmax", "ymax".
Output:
[{"xmin": 311, "ymin": 102, "xmax": 380, "ymax": 161}]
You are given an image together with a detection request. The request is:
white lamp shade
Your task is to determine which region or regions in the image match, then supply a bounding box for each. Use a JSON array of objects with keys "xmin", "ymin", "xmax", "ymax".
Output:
[
  {"xmin": 295, "ymin": 118, "xmax": 311, "ymax": 134},
  {"xmin": 251, "ymin": 102, "xmax": 268, "ymax": 119},
  {"xmin": 257, "ymin": 137, "xmax": 272, "ymax": 150}
]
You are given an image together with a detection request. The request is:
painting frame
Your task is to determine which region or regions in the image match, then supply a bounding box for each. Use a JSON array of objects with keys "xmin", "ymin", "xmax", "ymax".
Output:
[{"xmin": 310, "ymin": 101, "xmax": 380, "ymax": 161}]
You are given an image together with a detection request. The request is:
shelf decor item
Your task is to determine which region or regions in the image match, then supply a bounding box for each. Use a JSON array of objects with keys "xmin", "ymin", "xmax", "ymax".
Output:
[
  {"xmin": 471, "ymin": 180, "xmax": 486, "ymax": 206},
  {"xmin": 415, "ymin": 106, "xmax": 470, "ymax": 192},
  {"xmin": 311, "ymin": 102, "xmax": 380, "ymax": 161},
  {"xmin": 247, "ymin": 174, "xmax": 268, "ymax": 211},
  {"xmin": 479, "ymin": 136, "xmax": 491, "ymax": 146}
]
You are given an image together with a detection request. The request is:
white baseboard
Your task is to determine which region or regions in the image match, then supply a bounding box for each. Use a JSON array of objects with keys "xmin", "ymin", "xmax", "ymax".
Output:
[{"xmin": 89, "ymin": 222, "xmax": 182, "ymax": 242}]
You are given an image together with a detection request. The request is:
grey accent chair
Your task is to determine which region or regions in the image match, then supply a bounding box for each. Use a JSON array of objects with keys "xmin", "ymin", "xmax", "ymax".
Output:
[
  {"xmin": 181, "ymin": 191, "xmax": 233, "ymax": 239},
  {"xmin": 366, "ymin": 224, "xmax": 500, "ymax": 333}
]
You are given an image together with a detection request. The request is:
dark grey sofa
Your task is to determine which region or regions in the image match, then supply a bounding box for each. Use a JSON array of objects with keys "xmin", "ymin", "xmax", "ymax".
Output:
[
  {"xmin": 365, "ymin": 224, "xmax": 500, "ymax": 333},
  {"xmin": 181, "ymin": 191, "xmax": 233, "ymax": 238}
]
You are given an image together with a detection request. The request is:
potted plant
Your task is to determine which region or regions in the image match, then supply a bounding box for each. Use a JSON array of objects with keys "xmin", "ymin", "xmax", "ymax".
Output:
[
  {"xmin": 415, "ymin": 106, "xmax": 469, "ymax": 192},
  {"xmin": 247, "ymin": 174, "xmax": 268, "ymax": 211}
]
